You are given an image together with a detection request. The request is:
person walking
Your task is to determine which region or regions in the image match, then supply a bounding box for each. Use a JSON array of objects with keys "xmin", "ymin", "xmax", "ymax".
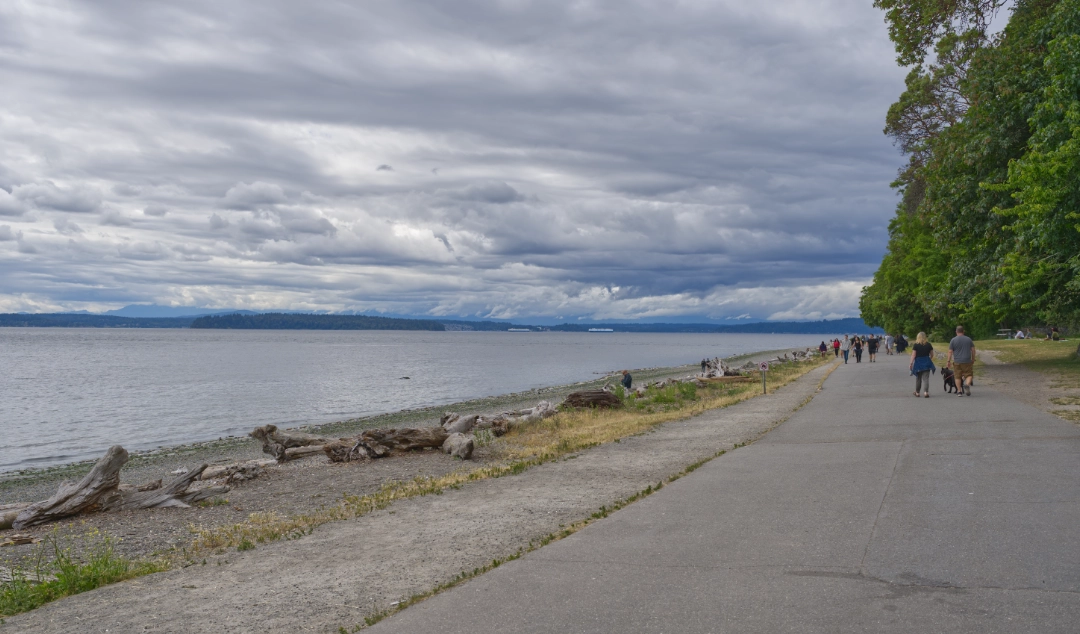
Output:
[
  {"xmin": 840, "ymin": 335, "xmax": 851, "ymax": 364},
  {"xmin": 885, "ymin": 333, "xmax": 894, "ymax": 355},
  {"xmin": 867, "ymin": 335, "xmax": 879, "ymax": 362},
  {"xmin": 853, "ymin": 336, "xmax": 863, "ymax": 363},
  {"xmin": 819, "ymin": 341, "xmax": 828, "ymax": 357},
  {"xmin": 832, "ymin": 338, "xmax": 840, "ymax": 357},
  {"xmin": 701, "ymin": 358, "xmax": 707, "ymax": 375},
  {"xmin": 947, "ymin": 325, "xmax": 976, "ymax": 397},
  {"xmin": 896, "ymin": 334, "xmax": 908, "ymax": 353},
  {"xmin": 909, "ymin": 332, "xmax": 935, "ymax": 398}
]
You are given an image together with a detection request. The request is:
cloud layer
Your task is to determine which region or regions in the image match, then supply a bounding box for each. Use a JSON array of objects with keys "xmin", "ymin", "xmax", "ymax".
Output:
[{"xmin": 0, "ymin": 0, "xmax": 904, "ymax": 320}]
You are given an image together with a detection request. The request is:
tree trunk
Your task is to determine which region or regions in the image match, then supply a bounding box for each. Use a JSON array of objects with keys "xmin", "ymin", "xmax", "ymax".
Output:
[
  {"xmin": 0, "ymin": 504, "xmax": 30, "ymax": 530},
  {"xmin": 12, "ymin": 446, "xmax": 129, "ymax": 529},
  {"xmin": 442, "ymin": 433, "xmax": 475, "ymax": 460},
  {"xmin": 250, "ymin": 425, "xmax": 332, "ymax": 462},
  {"xmin": 11, "ymin": 446, "xmax": 230, "ymax": 530},
  {"xmin": 99, "ymin": 465, "xmax": 227, "ymax": 511},
  {"xmin": 325, "ymin": 427, "xmax": 450, "ymax": 462}
]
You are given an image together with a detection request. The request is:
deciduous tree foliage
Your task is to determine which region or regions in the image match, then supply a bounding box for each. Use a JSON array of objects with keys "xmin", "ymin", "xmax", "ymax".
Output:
[{"xmin": 862, "ymin": 0, "xmax": 1080, "ymax": 337}]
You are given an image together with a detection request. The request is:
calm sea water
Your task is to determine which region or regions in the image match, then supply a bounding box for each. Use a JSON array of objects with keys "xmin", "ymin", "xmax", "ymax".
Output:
[{"xmin": 0, "ymin": 329, "xmax": 824, "ymax": 472}]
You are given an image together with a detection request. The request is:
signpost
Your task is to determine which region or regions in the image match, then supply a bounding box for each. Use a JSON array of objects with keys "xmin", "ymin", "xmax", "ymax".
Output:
[{"xmin": 759, "ymin": 361, "xmax": 769, "ymax": 394}]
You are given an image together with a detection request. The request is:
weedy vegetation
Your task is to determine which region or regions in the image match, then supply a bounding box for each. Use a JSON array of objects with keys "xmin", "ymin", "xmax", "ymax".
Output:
[{"xmin": 0, "ymin": 529, "xmax": 168, "ymax": 618}]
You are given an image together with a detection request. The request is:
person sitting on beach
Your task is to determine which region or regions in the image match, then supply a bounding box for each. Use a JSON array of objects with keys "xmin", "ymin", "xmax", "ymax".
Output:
[{"xmin": 621, "ymin": 370, "xmax": 632, "ymax": 390}]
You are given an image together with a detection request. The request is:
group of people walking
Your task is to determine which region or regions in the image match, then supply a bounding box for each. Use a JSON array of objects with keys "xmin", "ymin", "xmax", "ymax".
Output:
[{"xmin": 819, "ymin": 334, "xmax": 892, "ymax": 364}]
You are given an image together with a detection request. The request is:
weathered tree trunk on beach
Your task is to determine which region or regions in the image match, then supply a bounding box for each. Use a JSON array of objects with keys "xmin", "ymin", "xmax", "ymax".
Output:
[
  {"xmin": 324, "ymin": 427, "xmax": 451, "ymax": 463},
  {"xmin": 12, "ymin": 446, "xmax": 129, "ymax": 529},
  {"xmin": 0, "ymin": 504, "xmax": 31, "ymax": 530},
  {"xmin": 11, "ymin": 446, "xmax": 230, "ymax": 530},
  {"xmin": 562, "ymin": 390, "xmax": 622, "ymax": 409},
  {"xmin": 99, "ymin": 466, "xmax": 227, "ymax": 511},
  {"xmin": 442, "ymin": 433, "xmax": 475, "ymax": 460},
  {"xmin": 250, "ymin": 424, "xmax": 333, "ymax": 462},
  {"xmin": 441, "ymin": 413, "xmax": 479, "ymax": 435}
]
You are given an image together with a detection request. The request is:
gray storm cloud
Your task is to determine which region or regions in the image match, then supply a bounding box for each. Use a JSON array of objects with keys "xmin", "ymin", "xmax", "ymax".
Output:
[{"xmin": 0, "ymin": 0, "xmax": 905, "ymax": 320}]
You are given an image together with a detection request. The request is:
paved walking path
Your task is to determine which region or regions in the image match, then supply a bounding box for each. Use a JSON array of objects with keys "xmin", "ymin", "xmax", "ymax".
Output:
[{"xmin": 372, "ymin": 352, "xmax": 1080, "ymax": 633}]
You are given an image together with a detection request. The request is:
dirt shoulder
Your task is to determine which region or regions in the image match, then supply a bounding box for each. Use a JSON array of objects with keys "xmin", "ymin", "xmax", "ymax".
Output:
[
  {"xmin": 2, "ymin": 358, "xmax": 837, "ymax": 633},
  {"xmin": 977, "ymin": 347, "xmax": 1080, "ymax": 424}
]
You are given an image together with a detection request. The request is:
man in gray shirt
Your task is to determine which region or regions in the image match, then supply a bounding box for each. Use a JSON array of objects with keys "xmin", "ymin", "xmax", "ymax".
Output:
[{"xmin": 947, "ymin": 325, "xmax": 976, "ymax": 397}]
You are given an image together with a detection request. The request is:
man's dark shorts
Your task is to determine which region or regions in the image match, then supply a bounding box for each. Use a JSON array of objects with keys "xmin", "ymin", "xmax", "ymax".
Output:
[{"xmin": 955, "ymin": 362, "xmax": 974, "ymax": 383}]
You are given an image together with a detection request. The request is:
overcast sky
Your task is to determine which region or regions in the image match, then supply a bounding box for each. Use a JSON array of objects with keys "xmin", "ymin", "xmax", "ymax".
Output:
[{"xmin": 0, "ymin": 0, "xmax": 906, "ymax": 322}]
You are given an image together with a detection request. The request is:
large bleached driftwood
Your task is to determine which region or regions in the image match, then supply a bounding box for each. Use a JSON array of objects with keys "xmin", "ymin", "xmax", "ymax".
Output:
[
  {"xmin": 11, "ymin": 446, "xmax": 229, "ymax": 530},
  {"xmin": 250, "ymin": 424, "xmax": 333, "ymax": 462}
]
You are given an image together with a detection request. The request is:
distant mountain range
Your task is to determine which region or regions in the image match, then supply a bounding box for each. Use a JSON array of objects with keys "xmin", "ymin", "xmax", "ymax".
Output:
[{"xmin": 1, "ymin": 310, "xmax": 882, "ymax": 334}]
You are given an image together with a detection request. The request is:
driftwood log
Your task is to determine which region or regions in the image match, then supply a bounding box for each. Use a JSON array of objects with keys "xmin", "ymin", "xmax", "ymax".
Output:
[
  {"xmin": 11, "ymin": 446, "xmax": 229, "ymax": 530},
  {"xmin": 250, "ymin": 425, "xmax": 332, "ymax": 462},
  {"xmin": 0, "ymin": 504, "xmax": 30, "ymax": 531},
  {"xmin": 442, "ymin": 433, "xmax": 475, "ymax": 460},
  {"xmin": 324, "ymin": 427, "xmax": 450, "ymax": 463},
  {"xmin": 563, "ymin": 390, "xmax": 622, "ymax": 409}
]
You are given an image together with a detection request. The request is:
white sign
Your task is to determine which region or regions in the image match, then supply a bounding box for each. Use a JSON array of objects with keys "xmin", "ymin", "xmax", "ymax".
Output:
[{"xmin": 758, "ymin": 361, "xmax": 769, "ymax": 372}]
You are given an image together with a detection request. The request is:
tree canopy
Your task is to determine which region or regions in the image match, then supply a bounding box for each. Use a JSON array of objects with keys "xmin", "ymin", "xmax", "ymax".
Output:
[{"xmin": 862, "ymin": 0, "xmax": 1080, "ymax": 337}]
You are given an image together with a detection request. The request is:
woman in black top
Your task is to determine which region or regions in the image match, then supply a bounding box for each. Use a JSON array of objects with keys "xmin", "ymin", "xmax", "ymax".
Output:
[
  {"xmin": 909, "ymin": 332, "xmax": 935, "ymax": 397},
  {"xmin": 853, "ymin": 337, "xmax": 863, "ymax": 363}
]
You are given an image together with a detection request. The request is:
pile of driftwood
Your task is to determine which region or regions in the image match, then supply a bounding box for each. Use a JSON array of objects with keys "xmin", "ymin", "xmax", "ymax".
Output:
[
  {"xmin": 562, "ymin": 390, "xmax": 622, "ymax": 409},
  {"xmin": 250, "ymin": 401, "xmax": 560, "ymax": 465},
  {"xmin": 0, "ymin": 446, "xmax": 237, "ymax": 531},
  {"xmin": 702, "ymin": 357, "xmax": 744, "ymax": 378}
]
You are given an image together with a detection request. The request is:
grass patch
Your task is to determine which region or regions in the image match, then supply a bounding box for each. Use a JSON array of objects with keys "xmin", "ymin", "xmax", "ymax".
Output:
[
  {"xmin": 978, "ymin": 339, "xmax": 1080, "ymax": 385},
  {"xmin": 0, "ymin": 530, "xmax": 168, "ymax": 618},
  {"xmin": 1052, "ymin": 410, "xmax": 1080, "ymax": 422},
  {"xmin": 1050, "ymin": 397, "xmax": 1080, "ymax": 406},
  {"xmin": 498, "ymin": 358, "xmax": 826, "ymax": 464}
]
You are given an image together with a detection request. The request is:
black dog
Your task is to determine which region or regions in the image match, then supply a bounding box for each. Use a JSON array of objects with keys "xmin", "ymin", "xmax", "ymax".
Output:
[{"xmin": 942, "ymin": 367, "xmax": 958, "ymax": 393}]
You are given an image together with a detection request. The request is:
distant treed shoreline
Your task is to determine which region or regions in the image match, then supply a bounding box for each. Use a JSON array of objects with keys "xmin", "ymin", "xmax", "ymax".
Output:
[{"xmin": 0, "ymin": 313, "xmax": 881, "ymax": 334}]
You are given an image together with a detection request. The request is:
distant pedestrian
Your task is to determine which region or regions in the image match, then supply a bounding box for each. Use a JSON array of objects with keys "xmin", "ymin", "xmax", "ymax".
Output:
[
  {"xmin": 853, "ymin": 337, "xmax": 863, "ymax": 363},
  {"xmin": 867, "ymin": 335, "xmax": 879, "ymax": 362},
  {"xmin": 885, "ymin": 334, "xmax": 894, "ymax": 355},
  {"xmin": 896, "ymin": 334, "xmax": 908, "ymax": 354},
  {"xmin": 947, "ymin": 326, "xmax": 976, "ymax": 397},
  {"xmin": 819, "ymin": 341, "xmax": 828, "ymax": 357},
  {"xmin": 909, "ymin": 332, "xmax": 935, "ymax": 398},
  {"xmin": 701, "ymin": 358, "xmax": 707, "ymax": 375},
  {"xmin": 841, "ymin": 335, "xmax": 851, "ymax": 363},
  {"xmin": 832, "ymin": 338, "xmax": 840, "ymax": 357},
  {"xmin": 621, "ymin": 370, "xmax": 633, "ymax": 391}
]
